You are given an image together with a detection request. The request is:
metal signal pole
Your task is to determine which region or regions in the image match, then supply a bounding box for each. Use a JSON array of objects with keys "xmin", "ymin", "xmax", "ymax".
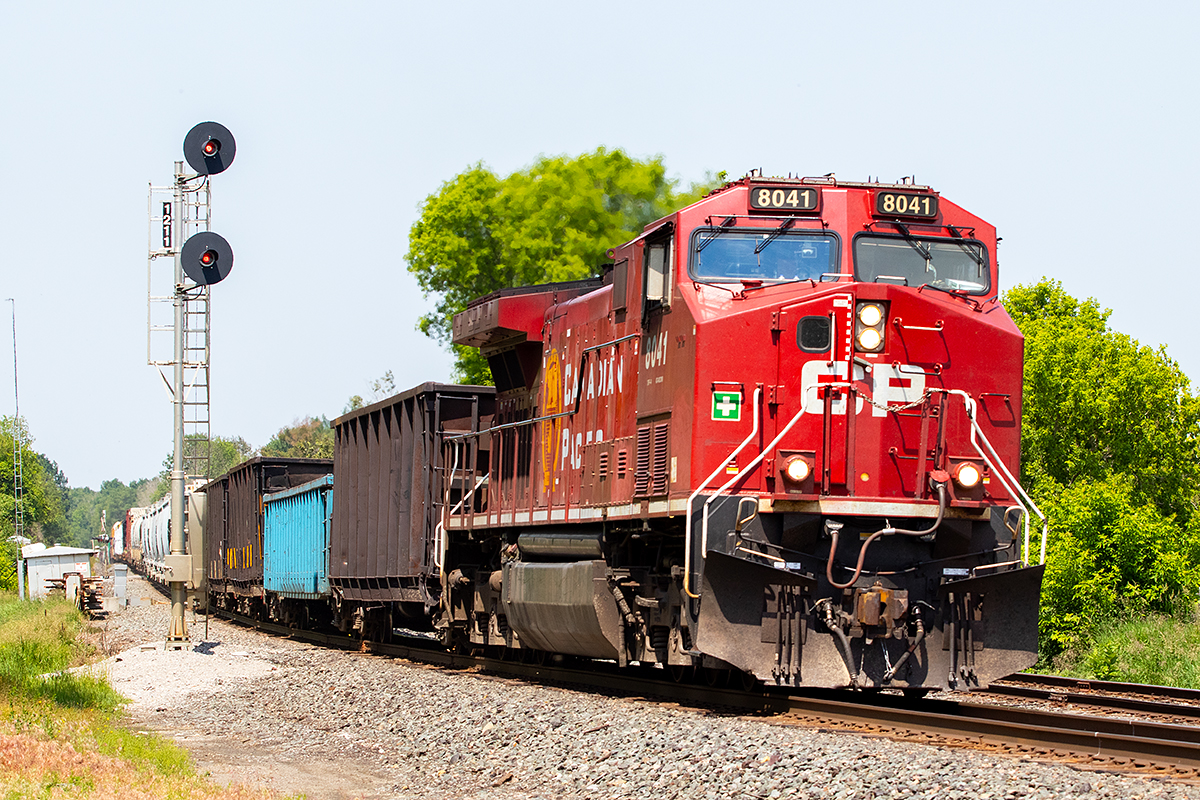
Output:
[
  {"xmin": 153, "ymin": 122, "xmax": 236, "ymax": 650},
  {"xmin": 166, "ymin": 161, "xmax": 189, "ymax": 648}
]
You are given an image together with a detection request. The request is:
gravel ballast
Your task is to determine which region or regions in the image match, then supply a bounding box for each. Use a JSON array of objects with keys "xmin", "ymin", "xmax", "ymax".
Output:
[{"xmin": 87, "ymin": 574, "xmax": 1200, "ymax": 800}]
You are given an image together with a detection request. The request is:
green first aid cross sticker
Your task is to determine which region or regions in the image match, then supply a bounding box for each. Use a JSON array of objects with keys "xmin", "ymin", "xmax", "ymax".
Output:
[{"xmin": 712, "ymin": 391, "xmax": 741, "ymax": 421}]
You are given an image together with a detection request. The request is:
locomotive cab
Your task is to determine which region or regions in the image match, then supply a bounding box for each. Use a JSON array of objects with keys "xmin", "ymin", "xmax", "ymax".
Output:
[{"xmin": 445, "ymin": 176, "xmax": 1044, "ymax": 692}]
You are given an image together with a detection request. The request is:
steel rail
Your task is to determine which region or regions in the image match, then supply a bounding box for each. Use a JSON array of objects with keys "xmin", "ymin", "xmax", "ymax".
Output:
[
  {"xmin": 212, "ymin": 608, "xmax": 1200, "ymax": 780},
  {"xmin": 998, "ymin": 672, "xmax": 1200, "ymax": 703},
  {"xmin": 987, "ymin": 673, "xmax": 1200, "ymax": 720}
]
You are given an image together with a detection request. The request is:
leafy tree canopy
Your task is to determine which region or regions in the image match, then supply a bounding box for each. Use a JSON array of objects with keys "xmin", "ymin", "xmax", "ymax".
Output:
[
  {"xmin": 0, "ymin": 416, "xmax": 67, "ymax": 546},
  {"xmin": 1006, "ymin": 279, "xmax": 1200, "ymax": 522},
  {"xmin": 64, "ymin": 477, "xmax": 156, "ymax": 551},
  {"xmin": 406, "ymin": 148, "xmax": 720, "ymax": 382},
  {"xmin": 159, "ymin": 435, "xmax": 256, "ymax": 483},
  {"xmin": 262, "ymin": 417, "xmax": 333, "ymax": 460},
  {"xmin": 1005, "ymin": 279, "xmax": 1200, "ymax": 662}
]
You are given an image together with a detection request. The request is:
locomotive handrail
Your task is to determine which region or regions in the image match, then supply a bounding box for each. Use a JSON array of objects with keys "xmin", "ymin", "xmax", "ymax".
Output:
[
  {"xmin": 687, "ymin": 391, "xmax": 812, "ymax": 599},
  {"xmin": 437, "ymin": 439, "xmax": 492, "ymax": 575},
  {"xmin": 892, "ymin": 317, "xmax": 944, "ymax": 332},
  {"xmin": 683, "ymin": 386, "xmax": 762, "ymax": 599},
  {"xmin": 942, "ymin": 389, "xmax": 1048, "ymax": 565},
  {"xmin": 701, "ymin": 404, "xmax": 810, "ymax": 558},
  {"xmin": 435, "ymin": 441, "xmax": 462, "ymax": 575}
]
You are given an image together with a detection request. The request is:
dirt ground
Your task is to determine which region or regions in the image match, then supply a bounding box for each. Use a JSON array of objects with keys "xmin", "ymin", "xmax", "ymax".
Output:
[
  {"xmin": 84, "ymin": 582, "xmax": 413, "ymax": 800},
  {"xmin": 153, "ymin": 729, "xmax": 399, "ymax": 800}
]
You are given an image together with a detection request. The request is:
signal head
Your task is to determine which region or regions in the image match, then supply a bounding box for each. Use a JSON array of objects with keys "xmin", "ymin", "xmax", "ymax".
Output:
[
  {"xmin": 184, "ymin": 121, "xmax": 236, "ymax": 175},
  {"xmin": 181, "ymin": 231, "xmax": 234, "ymax": 285}
]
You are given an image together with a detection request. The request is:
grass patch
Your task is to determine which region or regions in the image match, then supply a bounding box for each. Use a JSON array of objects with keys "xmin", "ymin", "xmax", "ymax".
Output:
[
  {"xmin": 0, "ymin": 592, "xmax": 282, "ymax": 799},
  {"xmin": 1049, "ymin": 612, "xmax": 1200, "ymax": 688},
  {"xmin": 0, "ymin": 594, "xmax": 121, "ymax": 712}
]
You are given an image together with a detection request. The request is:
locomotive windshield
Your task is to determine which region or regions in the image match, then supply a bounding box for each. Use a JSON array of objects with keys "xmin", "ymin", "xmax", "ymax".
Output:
[
  {"xmin": 854, "ymin": 235, "xmax": 990, "ymax": 294},
  {"xmin": 690, "ymin": 229, "xmax": 839, "ymax": 284}
]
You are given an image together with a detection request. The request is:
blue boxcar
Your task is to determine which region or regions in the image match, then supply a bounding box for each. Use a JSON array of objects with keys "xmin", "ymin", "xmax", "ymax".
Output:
[{"xmin": 263, "ymin": 475, "xmax": 333, "ymax": 599}]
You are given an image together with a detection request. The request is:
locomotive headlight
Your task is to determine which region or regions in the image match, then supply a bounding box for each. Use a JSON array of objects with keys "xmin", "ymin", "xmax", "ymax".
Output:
[
  {"xmin": 954, "ymin": 463, "xmax": 982, "ymax": 489},
  {"xmin": 858, "ymin": 303, "xmax": 883, "ymax": 327},
  {"xmin": 783, "ymin": 456, "xmax": 811, "ymax": 483},
  {"xmin": 857, "ymin": 328, "xmax": 882, "ymax": 350},
  {"xmin": 855, "ymin": 301, "xmax": 887, "ymax": 353}
]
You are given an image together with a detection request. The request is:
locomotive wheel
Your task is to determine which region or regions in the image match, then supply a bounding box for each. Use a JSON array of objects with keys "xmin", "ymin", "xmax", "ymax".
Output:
[
  {"xmin": 668, "ymin": 664, "xmax": 692, "ymax": 683},
  {"xmin": 738, "ymin": 670, "xmax": 760, "ymax": 691},
  {"xmin": 702, "ymin": 667, "xmax": 729, "ymax": 687},
  {"xmin": 533, "ymin": 649, "xmax": 549, "ymax": 666}
]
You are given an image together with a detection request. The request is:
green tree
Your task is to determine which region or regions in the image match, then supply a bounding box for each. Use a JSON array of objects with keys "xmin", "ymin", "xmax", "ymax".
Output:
[
  {"xmin": 159, "ymin": 434, "xmax": 255, "ymax": 485},
  {"xmin": 64, "ymin": 478, "xmax": 150, "ymax": 550},
  {"xmin": 261, "ymin": 417, "xmax": 334, "ymax": 460},
  {"xmin": 1005, "ymin": 279, "xmax": 1200, "ymax": 661},
  {"xmin": 1006, "ymin": 279, "xmax": 1200, "ymax": 521},
  {"xmin": 207, "ymin": 436, "xmax": 256, "ymax": 478},
  {"xmin": 406, "ymin": 149, "xmax": 718, "ymax": 382},
  {"xmin": 0, "ymin": 416, "xmax": 67, "ymax": 547},
  {"xmin": 343, "ymin": 370, "xmax": 396, "ymax": 414}
]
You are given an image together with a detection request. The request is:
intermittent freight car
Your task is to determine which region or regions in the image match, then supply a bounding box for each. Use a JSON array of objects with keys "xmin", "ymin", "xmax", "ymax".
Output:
[
  {"xmin": 204, "ymin": 457, "xmax": 333, "ymax": 617},
  {"xmin": 123, "ymin": 482, "xmax": 206, "ymax": 596},
  {"xmin": 205, "ymin": 176, "xmax": 1045, "ymax": 693}
]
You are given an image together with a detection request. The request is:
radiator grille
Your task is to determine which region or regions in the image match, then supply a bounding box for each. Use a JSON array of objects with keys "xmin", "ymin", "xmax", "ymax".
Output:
[
  {"xmin": 651, "ymin": 423, "xmax": 670, "ymax": 495},
  {"xmin": 635, "ymin": 424, "xmax": 671, "ymax": 497},
  {"xmin": 634, "ymin": 427, "xmax": 651, "ymax": 496}
]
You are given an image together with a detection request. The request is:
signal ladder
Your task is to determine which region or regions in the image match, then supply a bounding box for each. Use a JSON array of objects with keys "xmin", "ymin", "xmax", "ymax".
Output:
[{"xmin": 148, "ymin": 166, "xmax": 214, "ymax": 480}]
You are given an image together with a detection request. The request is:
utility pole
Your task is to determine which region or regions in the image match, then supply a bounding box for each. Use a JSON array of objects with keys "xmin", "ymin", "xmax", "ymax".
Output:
[{"xmin": 6, "ymin": 299, "xmax": 21, "ymax": 543}]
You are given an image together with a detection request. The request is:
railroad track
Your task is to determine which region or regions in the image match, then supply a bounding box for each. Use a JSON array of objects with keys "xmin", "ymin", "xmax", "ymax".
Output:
[
  {"xmin": 987, "ymin": 673, "xmax": 1200, "ymax": 722},
  {"xmin": 212, "ymin": 609, "xmax": 1200, "ymax": 783}
]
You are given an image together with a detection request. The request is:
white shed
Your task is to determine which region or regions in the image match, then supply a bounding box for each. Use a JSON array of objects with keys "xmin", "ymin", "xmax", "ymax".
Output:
[{"xmin": 20, "ymin": 544, "xmax": 98, "ymax": 600}]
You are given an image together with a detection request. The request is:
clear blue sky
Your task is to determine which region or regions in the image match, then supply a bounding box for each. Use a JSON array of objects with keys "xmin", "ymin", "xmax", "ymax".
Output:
[{"xmin": 2, "ymin": 1, "xmax": 1196, "ymax": 489}]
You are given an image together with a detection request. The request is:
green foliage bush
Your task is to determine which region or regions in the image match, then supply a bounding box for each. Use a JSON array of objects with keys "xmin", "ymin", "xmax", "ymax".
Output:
[
  {"xmin": 1007, "ymin": 280, "xmax": 1200, "ymax": 673},
  {"xmin": 1037, "ymin": 475, "xmax": 1200, "ymax": 658}
]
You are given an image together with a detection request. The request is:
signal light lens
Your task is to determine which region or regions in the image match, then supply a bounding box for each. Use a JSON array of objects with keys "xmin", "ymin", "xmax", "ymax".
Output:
[
  {"xmin": 783, "ymin": 456, "xmax": 811, "ymax": 483},
  {"xmin": 954, "ymin": 463, "xmax": 982, "ymax": 489},
  {"xmin": 858, "ymin": 304, "xmax": 883, "ymax": 327},
  {"xmin": 857, "ymin": 328, "xmax": 882, "ymax": 350},
  {"xmin": 203, "ymin": 139, "xmax": 221, "ymax": 156},
  {"xmin": 200, "ymin": 250, "xmax": 218, "ymax": 266}
]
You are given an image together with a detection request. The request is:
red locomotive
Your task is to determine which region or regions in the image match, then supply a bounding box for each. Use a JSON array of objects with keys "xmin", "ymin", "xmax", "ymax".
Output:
[{"xmin": 443, "ymin": 176, "xmax": 1045, "ymax": 692}]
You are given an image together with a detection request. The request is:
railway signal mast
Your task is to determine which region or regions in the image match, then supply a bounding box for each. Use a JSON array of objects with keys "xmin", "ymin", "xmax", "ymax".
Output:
[{"xmin": 148, "ymin": 122, "xmax": 236, "ymax": 648}]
